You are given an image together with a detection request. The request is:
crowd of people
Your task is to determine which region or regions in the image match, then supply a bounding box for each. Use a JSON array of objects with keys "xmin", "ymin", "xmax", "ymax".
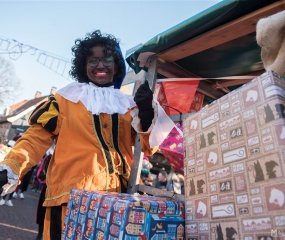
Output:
[{"xmin": 140, "ymin": 156, "xmax": 185, "ymax": 195}]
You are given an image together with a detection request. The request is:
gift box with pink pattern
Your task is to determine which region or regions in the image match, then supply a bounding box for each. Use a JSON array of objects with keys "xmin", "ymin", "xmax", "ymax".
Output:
[{"xmin": 159, "ymin": 122, "xmax": 184, "ymax": 173}]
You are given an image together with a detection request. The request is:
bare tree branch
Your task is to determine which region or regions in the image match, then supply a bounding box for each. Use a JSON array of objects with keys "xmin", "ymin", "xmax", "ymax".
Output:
[{"xmin": 0, "ymin": 56, "xmax": 22, "ymax": 114}]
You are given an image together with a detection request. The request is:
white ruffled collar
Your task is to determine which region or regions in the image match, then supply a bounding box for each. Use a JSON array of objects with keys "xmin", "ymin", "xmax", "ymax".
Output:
[{"xmin": 56, "ymin": 82, "xmax": 136, "ymax": 115}]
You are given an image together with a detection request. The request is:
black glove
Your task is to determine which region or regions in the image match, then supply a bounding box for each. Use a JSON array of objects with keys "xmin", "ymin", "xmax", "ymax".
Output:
[
  {"xmin": 134, "ymin": 81, "xmax": 154, "ymax": 132},
  {"xmin": 0, "ymin": 170, "xmax": 8, "ymax": 195}
]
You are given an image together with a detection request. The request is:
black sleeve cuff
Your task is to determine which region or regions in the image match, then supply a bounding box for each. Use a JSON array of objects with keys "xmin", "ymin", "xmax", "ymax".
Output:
[{"xmin": 138, "ymin": 108, "xmax": 154, "ymax": 132}]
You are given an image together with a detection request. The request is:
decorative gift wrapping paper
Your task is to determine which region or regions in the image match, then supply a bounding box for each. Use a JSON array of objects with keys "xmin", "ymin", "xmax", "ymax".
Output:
[
  {"xmin": 62, "ymin": 188, "xmax": 86, "ymax": 239},
  {"xmin": 154, "ymin": 82, "xmax": 204, "ymax": 174},
  {"xmin": 62, "ymin": 189, "xmax": 185, "ymax": 240},
  {"xmin": 183, "ymin": 71, "xmax": 285, "ymax": 240},
  {"xmin": 159, "ymin": 122, "xmax": 184, "ymax": 173}
]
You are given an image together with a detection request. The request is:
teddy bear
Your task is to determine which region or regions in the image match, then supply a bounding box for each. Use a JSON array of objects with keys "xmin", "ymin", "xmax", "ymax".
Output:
[{"xmin": 256, "ymin": 10, "xmax": 285, "ymax": 76}]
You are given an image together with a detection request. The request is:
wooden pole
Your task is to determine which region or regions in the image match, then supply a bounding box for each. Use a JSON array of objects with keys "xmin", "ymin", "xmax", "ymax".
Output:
[
  {"xmin": 127, "ymin": 57, "xmax": 157, "ymax": 194},
  {"xmin": 127, "ymin": 57, "xmax": 185, "ymax": 201}
]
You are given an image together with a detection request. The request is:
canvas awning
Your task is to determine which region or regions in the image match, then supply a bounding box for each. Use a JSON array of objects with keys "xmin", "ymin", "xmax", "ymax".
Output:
[{"xmin": 126, "ymin": 0, "xmax": 285, "ymax": 103}]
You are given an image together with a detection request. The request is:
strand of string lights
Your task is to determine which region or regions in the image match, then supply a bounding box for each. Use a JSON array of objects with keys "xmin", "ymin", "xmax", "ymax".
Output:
[{"xmin": 0, "ymin": 36, "xmax": 72, "ymax": 81}]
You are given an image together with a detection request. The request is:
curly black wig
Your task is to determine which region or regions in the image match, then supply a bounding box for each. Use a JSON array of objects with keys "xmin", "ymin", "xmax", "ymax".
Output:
[{"xmin": 69, "ymin": 30, "xmax": 126, "ymax": 89}]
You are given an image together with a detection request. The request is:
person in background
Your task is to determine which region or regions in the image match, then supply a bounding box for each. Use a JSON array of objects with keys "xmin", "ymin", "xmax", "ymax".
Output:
[
  {"xmin": 155, "ymin": 169, "xmax": 168, "ymax": 190},
  {"xmin": 35, "ymin": 150, "xmax": 52, "ymax": 240},
  {"xmin": 144, "ymin": 174, "xmax": 154, "ymax": 187},
  {"xmin": 0, "ymin": 135, "xmax": 13, "ymax": 206},
  {"xmin": 0, "ymin": 30, "xmax": 157, "ymax": 240},
  {"xmin": 140, "ymin": 156, "xmax": 153, "ymax": 185},
  {"xmin": 177, "ymin": 173, "xmax": 185, "ymax": 195},
  {"xmin": 30, "ymin": 162, "xmax": 43, "ymax": 194},
  {"xmin": 13, "ymin": 166, "xmax": 35, "ymax": 199},
  {"xmin": 8, "ymin": 133, "xmax": 33, "ymax": 200},
  {"xmin": 0, "ymin": 192, "xmax": 14, "ymax": 206},
  {"xmin": 166, "ymin": 171, "xmax": 184, "ymax": 194}
]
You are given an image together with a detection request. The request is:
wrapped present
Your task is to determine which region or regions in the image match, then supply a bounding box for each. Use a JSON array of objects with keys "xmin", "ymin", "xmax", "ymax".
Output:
[
  {"xmin": 63, "ymin": 189, "xmax": 87, "ymax": 239},
  {"xmin": 62, "ymin": 189, "xmax": 185, "ymax": 240},
  {"xmin": 159, "ymin": 122, "xmax": 184, "ymax": 173},
  {"xmin": 183, "ymin": 71, "xmax": 285, "ymax": 239}
]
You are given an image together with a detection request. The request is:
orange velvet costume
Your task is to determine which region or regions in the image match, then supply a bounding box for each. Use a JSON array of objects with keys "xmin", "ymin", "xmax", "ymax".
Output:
[{"xmin": 1, "ymin": 93, "xmax": 156, "ymax": 207}]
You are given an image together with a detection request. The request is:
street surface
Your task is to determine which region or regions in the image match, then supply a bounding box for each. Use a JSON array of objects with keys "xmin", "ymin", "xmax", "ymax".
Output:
[{"xmin": 0, "ymin": 188, "xmax": 39, "ymax": 240}]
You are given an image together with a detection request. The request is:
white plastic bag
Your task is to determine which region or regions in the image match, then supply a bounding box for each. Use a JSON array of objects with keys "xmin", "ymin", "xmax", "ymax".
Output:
[{"xmin": 149, "ymin": 98, "xmax": 183, "ymax": 148}]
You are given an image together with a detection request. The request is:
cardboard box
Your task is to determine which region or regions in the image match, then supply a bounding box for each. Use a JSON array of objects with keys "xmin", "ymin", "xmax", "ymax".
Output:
[
  {"xmin": 62, "ymin": 188, "xmax": 185, "ymax": 239},
  {"xmin": 183, "ymin": 71, "xmax": 285, "ymax": 239}
]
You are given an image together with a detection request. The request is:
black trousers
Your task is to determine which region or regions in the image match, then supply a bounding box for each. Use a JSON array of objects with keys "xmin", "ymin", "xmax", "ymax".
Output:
[{"xmin": 50, "ymin": 204, "xmax": 66, "ymax": 240}]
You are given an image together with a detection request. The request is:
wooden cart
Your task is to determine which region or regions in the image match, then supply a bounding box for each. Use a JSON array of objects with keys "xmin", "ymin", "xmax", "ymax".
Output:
[{"xmin": 126, "ymin": 0, "xmax": 285, "ymax": 200}]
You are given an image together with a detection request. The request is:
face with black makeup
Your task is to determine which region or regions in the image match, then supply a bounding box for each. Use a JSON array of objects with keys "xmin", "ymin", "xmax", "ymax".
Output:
[{"xmin": 86, "ymin": 45, "xmax": 118, "ymax": 86}]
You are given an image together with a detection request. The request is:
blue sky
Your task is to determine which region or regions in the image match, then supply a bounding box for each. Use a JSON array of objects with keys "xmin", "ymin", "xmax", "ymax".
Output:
[{"xmin": 0, "ymin": 0, "xmax": 220, "ymax": 111}]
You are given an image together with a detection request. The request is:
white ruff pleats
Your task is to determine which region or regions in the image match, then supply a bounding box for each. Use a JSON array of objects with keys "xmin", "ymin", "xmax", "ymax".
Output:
[{"xmin": 57, "ymin": 82, "xmax": 136, "ymax": 115}]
